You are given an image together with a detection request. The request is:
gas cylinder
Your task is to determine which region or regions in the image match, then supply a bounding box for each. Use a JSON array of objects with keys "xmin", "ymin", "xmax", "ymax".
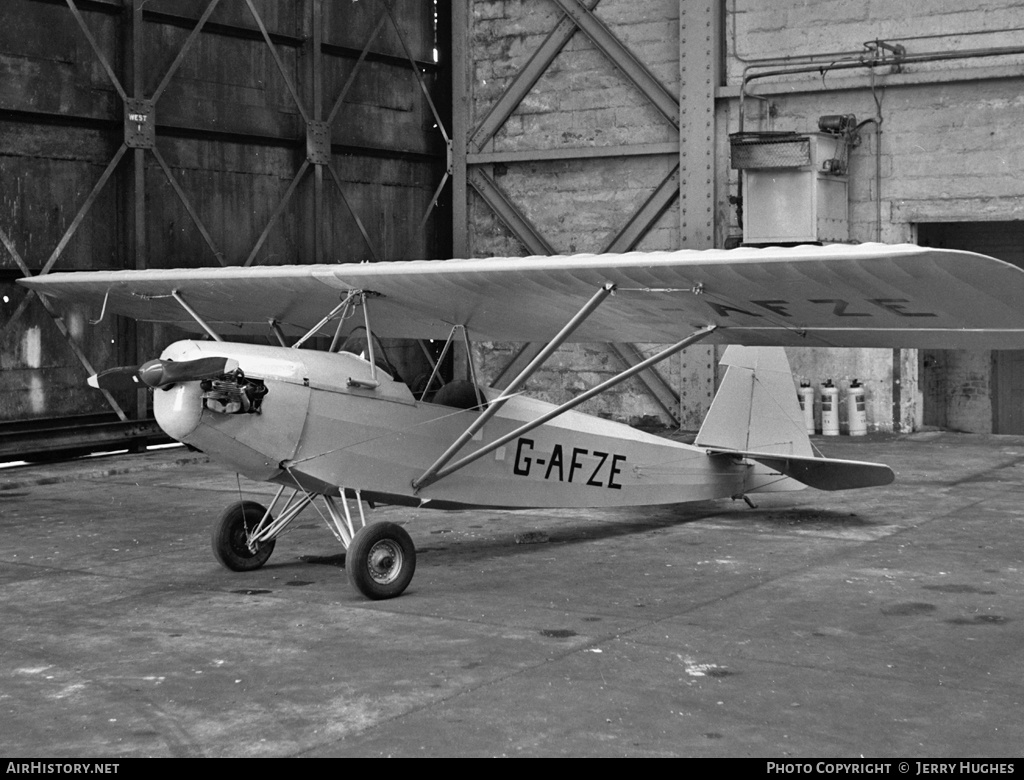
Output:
[
  {"xmin": 798, "ymin": 382, "xmax": 815, "ymax": 434},
  {"xmin": 847, "ymin": 379, "xmax": 867, "ymax": 436},
  {"xmin": 821, "ymin": 380, "xmax": 840, "ymax": 436}
]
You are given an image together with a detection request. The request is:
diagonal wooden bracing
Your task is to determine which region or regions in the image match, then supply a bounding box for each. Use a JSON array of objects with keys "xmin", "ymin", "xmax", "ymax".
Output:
[
  {"xmin": 6, "ymin": 0, "xmax": 228, "ymax": 425},
  {"xmin": 1, "ymin": 0, "xmax": 449, "ymax": 446}
]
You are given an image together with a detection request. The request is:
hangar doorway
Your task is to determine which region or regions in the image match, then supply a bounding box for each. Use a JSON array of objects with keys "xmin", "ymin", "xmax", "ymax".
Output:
[{"xmin": 918, "ymin": 221, "xmax": 1024, "ymax": 433}]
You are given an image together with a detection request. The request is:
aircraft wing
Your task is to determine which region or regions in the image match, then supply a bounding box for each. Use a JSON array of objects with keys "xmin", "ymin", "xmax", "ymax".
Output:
[{"xmin": 17, "ymin": 243, "xmax": 1024, "ymax": 348}]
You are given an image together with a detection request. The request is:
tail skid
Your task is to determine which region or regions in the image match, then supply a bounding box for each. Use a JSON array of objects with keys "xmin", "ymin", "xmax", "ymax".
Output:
[{"xmin": 696, "ymin": 347, "xmax": 894, "ymax": 492}]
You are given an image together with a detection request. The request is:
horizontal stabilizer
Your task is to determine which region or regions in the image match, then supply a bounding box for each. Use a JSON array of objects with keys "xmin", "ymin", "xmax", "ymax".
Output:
[{"xmin": 707, "ymin": 448, "xmax": 895, "ymax": 491}]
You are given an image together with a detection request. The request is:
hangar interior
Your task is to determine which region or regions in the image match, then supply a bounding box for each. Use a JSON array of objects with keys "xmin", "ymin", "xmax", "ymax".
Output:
[
  {"xmin": 4, "ymin": 0, "xmax": 1024, "ymax": 459},
  {"xmin": 5, "ymin": 1, "xmax": 1024, "ymax": 760}
]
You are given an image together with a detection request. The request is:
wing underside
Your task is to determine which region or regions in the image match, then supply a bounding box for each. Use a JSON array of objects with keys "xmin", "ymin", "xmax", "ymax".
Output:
[{"xmin": 17, "ymin": 244, "xmax": 1024, "ymax": 349}]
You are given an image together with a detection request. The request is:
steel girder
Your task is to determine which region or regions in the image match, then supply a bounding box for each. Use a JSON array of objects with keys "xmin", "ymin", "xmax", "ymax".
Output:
[{"xmin": 453, "ymin": 0, "xmax": 721, "ymax": 426}]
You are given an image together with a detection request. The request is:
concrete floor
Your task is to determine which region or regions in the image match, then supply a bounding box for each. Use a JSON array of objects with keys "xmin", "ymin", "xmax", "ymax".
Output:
[{"xmin": 1, "ymin": 432, "xmax": 1022, "ymax": 757}]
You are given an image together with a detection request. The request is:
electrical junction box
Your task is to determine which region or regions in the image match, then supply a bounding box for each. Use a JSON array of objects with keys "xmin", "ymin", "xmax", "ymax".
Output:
[{"xmin": 730, "ymin": 132, "xmax": 849, "ymax": 245}]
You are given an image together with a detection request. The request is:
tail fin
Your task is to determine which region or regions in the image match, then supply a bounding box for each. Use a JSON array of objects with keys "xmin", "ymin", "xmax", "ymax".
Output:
[
  {"xmin": 695, "ymin": 346, "xmax": 812, "ymax": 457},
  {"xmin": 696, "ymin": 347, "xmax": 894, "ymax": 492}
]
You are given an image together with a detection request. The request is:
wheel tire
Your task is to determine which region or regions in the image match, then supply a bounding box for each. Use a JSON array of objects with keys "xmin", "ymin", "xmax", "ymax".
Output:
[
  {"xmin": 347, "ymin": 521, "xmax": 416, "ymax": 600},
  {"xmin": 212, "ymin": 501, "xmax": 275, "ymax": 572}
]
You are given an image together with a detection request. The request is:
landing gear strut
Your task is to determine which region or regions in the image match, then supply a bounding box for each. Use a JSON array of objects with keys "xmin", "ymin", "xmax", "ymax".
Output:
[{"xmin": 210, "ymin": 489, "xmax": 417, "ymax": 600}]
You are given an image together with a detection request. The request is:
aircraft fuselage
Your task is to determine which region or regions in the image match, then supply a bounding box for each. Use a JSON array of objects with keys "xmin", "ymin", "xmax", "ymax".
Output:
[{"xmin": 153, "ymin": 341, "xmax": 793, "ymax": 510}]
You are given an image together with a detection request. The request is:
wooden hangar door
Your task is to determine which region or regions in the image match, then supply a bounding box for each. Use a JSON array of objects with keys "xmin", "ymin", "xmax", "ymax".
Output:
[
  {"xmin": 918, "ymin": 221, "xmax": 1024, "ymax": 434},
  {"xmin": 449, "ymin": 1, "xmax": 722, "ymax": 430},
  {"xmin": 0, "ymin": 0, "xmax": 452, "ymax": 459}
]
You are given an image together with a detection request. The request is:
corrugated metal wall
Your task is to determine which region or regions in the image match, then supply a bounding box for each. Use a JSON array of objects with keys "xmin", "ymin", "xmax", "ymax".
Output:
[{"xmin": 0, "ymin": 0, "xmax": 451, "ymax": 454}]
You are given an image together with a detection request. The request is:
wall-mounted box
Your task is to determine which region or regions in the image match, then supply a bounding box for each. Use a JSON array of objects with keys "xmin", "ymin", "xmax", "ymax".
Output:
[{"xmin": 730, "ymin": 132, "xmax": 849, "ymax": 245}]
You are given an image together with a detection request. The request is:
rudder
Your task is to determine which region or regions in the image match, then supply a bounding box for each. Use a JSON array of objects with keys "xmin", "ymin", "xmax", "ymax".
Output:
[{"xmin": 695, "ymin": 346, "xmax": 812, "ymax": 458}]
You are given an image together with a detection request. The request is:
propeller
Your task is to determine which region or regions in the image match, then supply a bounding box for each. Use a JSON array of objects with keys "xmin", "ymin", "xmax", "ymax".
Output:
[{"xmin": 87, "ymin": 357, "xmax": 240, "ymax": 392}]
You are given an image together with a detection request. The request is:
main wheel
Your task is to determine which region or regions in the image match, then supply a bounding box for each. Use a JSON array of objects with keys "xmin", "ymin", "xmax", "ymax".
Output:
[
  {"xmin": 212, "ymin": 501, "xmax": 276, "ymax": 572},
  {"xmin": 347, "ymin": 521, "xmax": 416, "ymax": 600}
]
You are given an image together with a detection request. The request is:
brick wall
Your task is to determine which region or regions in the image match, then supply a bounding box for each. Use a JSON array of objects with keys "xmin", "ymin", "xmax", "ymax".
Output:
[
  {"xmin": 471, "ymin": 0, "xmax": 680, "ymax": 156},
  {"xmin": 466, "ymin": 0, "xmax": 704, "ymax": 427},
  {"xmin": 721, "ymin": 0, "xmax": 1024, "ymax": 432},
  {"xmin": 464, "ymin": 0, "xmax": 1024, "ymax": 432}
]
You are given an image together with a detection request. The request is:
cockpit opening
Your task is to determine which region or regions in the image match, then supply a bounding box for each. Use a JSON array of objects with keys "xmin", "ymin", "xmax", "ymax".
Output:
[{"xmin": 338, "ymin": 326, "xmax": 402, "ymax": 381}]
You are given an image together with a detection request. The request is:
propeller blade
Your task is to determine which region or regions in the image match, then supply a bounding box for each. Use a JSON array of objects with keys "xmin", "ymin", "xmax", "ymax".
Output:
[
  {"xmin": 87, "ymin": 366, "xmax": 144, "ymax": 392},
  {"xmin": 137, "ymin": 356, "xmax": 240, "ymax": 388},
  {"xmin": 88, "ymin": 357, "xmax": 240, "ymax": 391}
]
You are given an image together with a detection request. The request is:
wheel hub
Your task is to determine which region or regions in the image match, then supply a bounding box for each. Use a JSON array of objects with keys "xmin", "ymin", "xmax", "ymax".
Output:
[
  {"xmin": 233, "ymin": 525, "xmax": 258, "ymax": 557},
  {"xmin": 366, "ymin": 540, "xmax": 403, "ymax": 584}
]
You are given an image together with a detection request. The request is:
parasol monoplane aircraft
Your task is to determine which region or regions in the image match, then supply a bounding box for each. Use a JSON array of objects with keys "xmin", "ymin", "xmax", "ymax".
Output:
[{"xmin": 19, "ymin": 243, "xmax": 1024, "ymax": 599}]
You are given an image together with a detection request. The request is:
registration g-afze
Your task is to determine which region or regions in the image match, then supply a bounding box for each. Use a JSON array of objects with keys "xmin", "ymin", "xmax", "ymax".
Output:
[{"xmin": 20, "ymin": 244, "xmax": 1024, "ymax": 599}]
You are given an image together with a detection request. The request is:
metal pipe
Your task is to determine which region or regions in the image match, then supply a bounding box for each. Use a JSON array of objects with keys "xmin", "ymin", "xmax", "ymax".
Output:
[
  {"xmin": 739, "ymin": 43, "xmax": 1024, "ymax": 132},
  {"xmin": 412, "ymin": 283, "xmax": 616, "ymax": 490},
  {"xmin": 459, "ymin": 325, "xmax": 486, "ymax": 410},
  {"xmin": 292, "ymin": 292, "xmax": 357, "ymax": 349},
  {"xmin": 421, "ymin": 327, "xmax": 458, "ymax": 399},
  {"xmin": 729, "ymin": 0, "xmax": 864, "ymax": 68},
  {"xmin": 269, "ymin": 320, "xmax": 288, "ymax": 348},
  {"xmin": 171, "ymin": 290, "xmax": 222, "ymax": 341},
  {"xmin": 417, "ymin": 325, "xmax": 718, "ymax": 490},
  {"xmin": 361, "ymin": 293, "xmax": 377, "ymax": 382}
]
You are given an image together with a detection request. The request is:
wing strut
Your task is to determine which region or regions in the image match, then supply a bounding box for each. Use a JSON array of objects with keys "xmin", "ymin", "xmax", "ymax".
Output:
[
  {"xmin": 413, "ymin": 322, "xmax": 718, "ymax": 491},
  {"xmin": 293, "ymin": 291, "xmax": 359, "ymax": 350},
  {"xmin": 171, "ymin": 290, "xmax": 223, "ymax": 341},
  {"xmin": 412, "ymin": 283, "xmax": 616, "ymax": 490}
]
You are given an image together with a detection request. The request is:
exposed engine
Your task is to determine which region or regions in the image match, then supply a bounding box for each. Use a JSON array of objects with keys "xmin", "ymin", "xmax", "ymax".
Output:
[{"xmin": 201, "ymin": 370, "xmax": 267, "ymax": 415}]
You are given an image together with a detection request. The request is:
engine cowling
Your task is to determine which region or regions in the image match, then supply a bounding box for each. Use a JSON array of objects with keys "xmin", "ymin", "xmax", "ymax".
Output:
[{"xmin": 150, "ymin": 340, "xmax": 414, "ymax": 483}]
